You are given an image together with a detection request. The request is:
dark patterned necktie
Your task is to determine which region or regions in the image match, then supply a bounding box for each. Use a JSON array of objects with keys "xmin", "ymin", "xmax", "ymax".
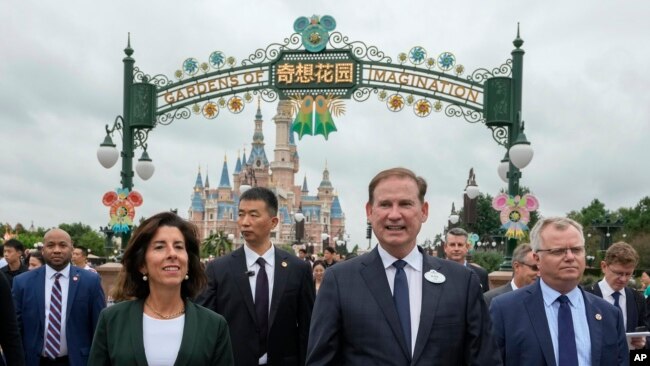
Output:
[
  {"xmin": 45, "ymin": 273, "xmax": 63, "ymax": 359},
  {"xmin": 393, "ymin": 260, "xmax": 411, "ymax": 354},
  {"xmin": 255, "ymin": 257, "xmax": 269, "ymax": 358}
]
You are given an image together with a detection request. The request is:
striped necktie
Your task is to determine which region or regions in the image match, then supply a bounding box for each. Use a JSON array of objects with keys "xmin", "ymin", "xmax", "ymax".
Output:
[{"xmin": 45, "ymin": 273, "xmax": 63, "ymax": 359}]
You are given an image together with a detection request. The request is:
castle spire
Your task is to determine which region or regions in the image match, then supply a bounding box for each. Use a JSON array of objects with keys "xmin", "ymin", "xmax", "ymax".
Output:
[{"xmin": 219, "ymin": 155, "xmax": 231, "ymax": 188}]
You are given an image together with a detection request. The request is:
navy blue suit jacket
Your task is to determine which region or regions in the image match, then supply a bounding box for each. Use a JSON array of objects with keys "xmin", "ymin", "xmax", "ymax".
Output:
[
  {"xmin": 12, "ymin": 265, "xmax": 105, "ymax": 366},
  {"xmin": 306, "ymin": 246, "xmax": 502, "ymax": 366},
  {"xmin": 490, "ymin": 280, "xmax": 628, "ymax": 366}
]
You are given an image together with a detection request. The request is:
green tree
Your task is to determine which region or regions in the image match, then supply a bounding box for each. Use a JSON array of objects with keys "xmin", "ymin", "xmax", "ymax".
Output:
[
  {"xmin": 458, "ymin": 193, "xmax": 502, "ymax": 238},
  {"xmin": 58, "ymin": 222, "xmax": 105, "ymax": 256},
  {"xmin": 16, "ymin": 227, "xmax": 47, "ymax": 248},
  {"xmin": 472, "ymin": 251, "xmax": 504, "ymax": 273},
  {"xmin": 617, "ymin": 196, "xmax": 650, "ymax": 236},
  {"xmin": 200, "ymin": 231, "xmax": 233, "ymax": 258}
]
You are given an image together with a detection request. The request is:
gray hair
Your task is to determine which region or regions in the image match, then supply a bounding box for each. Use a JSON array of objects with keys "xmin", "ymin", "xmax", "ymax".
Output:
[
  {"xmin": 530, "ymin": 217, "xmax": 584, "ymax": 251},
  {"xmin": 446, "ymin": 227, "xmax": 468, "ymax": 242},
  {"xmin": 512, "ymin": 243, "xmax": 532, "ymax": 265}
]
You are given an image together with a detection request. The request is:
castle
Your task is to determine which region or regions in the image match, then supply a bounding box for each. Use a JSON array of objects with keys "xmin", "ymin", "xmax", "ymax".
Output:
[{"xmin": 188, "ymin": 100, "xmax": 346, "ymax": 254}]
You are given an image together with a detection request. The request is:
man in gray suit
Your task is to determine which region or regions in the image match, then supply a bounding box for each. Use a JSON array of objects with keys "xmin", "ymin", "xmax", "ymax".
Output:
[
  {"xmin": 306, "ymin": 167, "xmax": 501, "ymax": 365},
  {"xmin": 484, "ymin": 243, "xmax": 538, "ymax": 306}
]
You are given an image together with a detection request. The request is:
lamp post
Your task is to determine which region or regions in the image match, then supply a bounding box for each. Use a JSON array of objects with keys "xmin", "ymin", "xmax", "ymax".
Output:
[
  {"xmin": 99, "ymin": 226, "xmax": 115, "ymax": 260},
  {"xmin": 294, "ymin": 206, "xmax": 306, "ymax": 250},
  {"xmin": 591, "ymin": 215, "xmax": 623, "ymax": 251},
  {"xmin": 448, "ymin": 203, "xmax": 460, "ymax": 228},
  {"xmin": 97, "ymin": 35, "xmax": 156, "ymax": 252},
  {"xmin": 485, "ymin": 26, "xmax": 534, "ymax": 271}
]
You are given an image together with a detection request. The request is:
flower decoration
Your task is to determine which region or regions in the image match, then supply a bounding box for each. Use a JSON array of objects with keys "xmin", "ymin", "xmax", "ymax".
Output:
[
  {"xmin": 437, "ymin": 52, "xmax": 456, "ymax": 71},
  {"xmin": 468, "ymin": 233, "xmax": 480, "ymax": 247},
  {"xmin": 183, "ymin": 58, "xmax": 199, "ymax": 76},
  {"xmin": 409, "ymin": 46, "xmax": 427, "ymax": 65},
  {"xmin": 209, "ymin": 51, "xmax": 225, "ymax": 69},
  {"xmin": 405, "ymin": 95, "xmax": 415, "ymax": 106},
  {"xmin": 378, "ymin": 90, "xmax": 388, "ymax": 101},
  {"xmin": 397, "ymin": 52, "xmax": 408, "ymax": 64},
  {"xmin": 387, "ymin": 94, "xmax": 404, "ymax": 111},
  {"xmin": 192, "ymin": 104, "xmax": 201, "ymax": 114},
  {"xmin": 102, "ymin": 188, "xmax": 144, "ymax": 234},
  {"xmin": 414, "ymin": 99, "xmax": 432, "ymax": 117},
  {"xmin": 433, "ymin": 100, "xmax": 443, "ymax": 112},
  {"xmin": 492, "ymin": 194, "xmax": 540, "ymax": 240},
  {"xmin": 227, "ymin": 96, "xmax": 244, "ymax": 113},
  {"xmin": 202, "ymin": 102, "xmax": 219, "ymax": 119}
]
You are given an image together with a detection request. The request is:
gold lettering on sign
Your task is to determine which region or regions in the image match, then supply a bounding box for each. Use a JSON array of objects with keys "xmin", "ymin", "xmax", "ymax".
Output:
[
  {"xmin": 335, "ymin": 63, "xmax": 353, "ymax": 83},
  {"xmin": 368, "ymin": 69, "xmax": 479, "ymax": 103},
  {"xmin": 277, "ymin": 64, "xmax": 295, "ymax": 84},
  {"xmin": 161, "ymin": 70, "xmax": 268, "ymax": 105},
  {"xmin": 314, "ymin": 63, "xmax": 334, "ymax": 83}
]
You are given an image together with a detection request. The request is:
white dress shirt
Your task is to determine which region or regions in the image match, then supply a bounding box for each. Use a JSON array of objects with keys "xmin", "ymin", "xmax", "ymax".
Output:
[
  {"xmin": 377, "ymin": 244, "xmax": 422, "ymax": 356},
  {"xmin": 243, "ymin": 243, "xmax": 275, "ymax": 365},
  {"xmin": 43, "ymin": 263, "xmax": 71, "ymax": 357},
  {"xmin": 597, "ymin": 279, "xmax": 627, "ymax": 326}
]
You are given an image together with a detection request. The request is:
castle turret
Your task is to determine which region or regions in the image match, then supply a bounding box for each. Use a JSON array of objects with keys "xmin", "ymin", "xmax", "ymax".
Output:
[
  {"xmin": 218, "ymin": 155, "xmax": 232, "ymax": 202},
  {"xmin": 189, "ymin": 167, "xmax": 205, "ymax": 221},
  {"xmin": 317, "ymin": 162, "xmax": 334, "ymax": 203},
  {"xmin": 270, "ymin": 100, "xmax": 295, "ymax": 190}
]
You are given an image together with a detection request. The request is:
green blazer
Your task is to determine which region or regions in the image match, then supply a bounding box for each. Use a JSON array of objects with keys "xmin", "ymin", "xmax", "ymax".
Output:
[{"xmin": 89, "ymin": 299, "xmax": 233, "ymax": 366}]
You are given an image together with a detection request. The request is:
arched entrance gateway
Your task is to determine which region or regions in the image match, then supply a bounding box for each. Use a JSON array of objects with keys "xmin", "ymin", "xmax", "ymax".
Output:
[{"xmin": 96, "ymin": 15, "xmax": 534, "ymax": 270}]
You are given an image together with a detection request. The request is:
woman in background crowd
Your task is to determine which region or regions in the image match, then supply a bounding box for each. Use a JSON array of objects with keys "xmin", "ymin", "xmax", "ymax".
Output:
[
  {"xmin": 89, "ymin": 212, "xmax": 233, "ymax": 365},
  {"xmin": 27, "ymin": 250, "xmax": 44, "ymax": 270},
  {"xmin": 312, "ymin": 260, "xmax": 326, "ymax": 294}
]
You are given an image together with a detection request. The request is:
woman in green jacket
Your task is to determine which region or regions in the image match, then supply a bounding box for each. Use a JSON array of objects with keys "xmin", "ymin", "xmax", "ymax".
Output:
[{"xmin": 89, "ymin": 212, "xmax": 233, "ymax": 366}]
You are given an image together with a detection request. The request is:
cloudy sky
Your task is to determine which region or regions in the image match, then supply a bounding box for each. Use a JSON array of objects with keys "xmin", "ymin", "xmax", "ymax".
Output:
[{"xmin": 1, "ymin": 1, "xmax": 648, "ymax": 247}]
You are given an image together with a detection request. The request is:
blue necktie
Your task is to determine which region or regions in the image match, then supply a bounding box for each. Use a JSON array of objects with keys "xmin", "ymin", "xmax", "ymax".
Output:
[
  {"xmin": 557, "ymin": 295, "xmax": 578, "ymax": 366},
  {"xmin": 612, "ymin": 291, "xmax": 621, "ymax": 309},
  {"xmin": 392, "ymin": 260, "xmax": 411, "ymax": 354},
  {"xmin": 255, "ymin": 257, "xmax": 269, "ymax": 358}
]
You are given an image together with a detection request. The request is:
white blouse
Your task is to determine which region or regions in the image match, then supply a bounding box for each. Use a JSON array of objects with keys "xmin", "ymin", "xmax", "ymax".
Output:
[{"xmin": 143, "ymin": 313, "xmax": 185, "ymax": 366}]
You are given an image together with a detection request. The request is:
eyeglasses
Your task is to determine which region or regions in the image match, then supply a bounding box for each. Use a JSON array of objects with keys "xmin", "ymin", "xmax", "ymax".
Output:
[
  {"xmin": 518, "ymin": 262, "xmax": 539, "ymax": 271},
  {"xmin": 607, "ymin": 268, "xmax": 634, "ymax": 279},
  {"xmin": 535, "ymin": 246, "xmax": 585, "ymax": 257}
]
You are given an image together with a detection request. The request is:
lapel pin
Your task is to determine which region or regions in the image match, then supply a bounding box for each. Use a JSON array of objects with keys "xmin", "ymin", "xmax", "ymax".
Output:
[
  {"xmin": 424, "ymin": 269, "xmax": 446, "ymax": 284},
  {"xmin": 281, "ymin": 261, "xmax": 288, "ymax": 268},
  {"xmin": 595, "ymin": 313, "xmax": 602, "ymax": 320},
  {"xmin": 73, "ymin": 275, "xmax": 79, "ymax": 282}
]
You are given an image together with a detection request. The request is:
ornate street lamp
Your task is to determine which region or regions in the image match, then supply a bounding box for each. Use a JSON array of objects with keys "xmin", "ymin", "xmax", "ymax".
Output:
[
  {"xmin": 591, "ymin": 215, "xmax": 623, "ymax": 251},
  {"xmin": 485, "ymin": 26, "xmax": 535, "ymax": 270},
  {"xmin": 448, "ymin": 203, "xmax": 460, "ymax": 226},
  {"xmin": 97, "ymin": 35, "xmax": 157, "ymax": 252}
]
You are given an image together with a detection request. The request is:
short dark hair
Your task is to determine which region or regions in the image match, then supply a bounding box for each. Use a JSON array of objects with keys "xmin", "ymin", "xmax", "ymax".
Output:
[
  {"xmin": 3, "ymin": 239, "xmax": 25, "ymax": 253},
  {"xmin": 28, "ymin": 250, "xmax": 45, "ymax": 266},
  {"xmin": 120, "ymin": 212, "xmax": 207, "ymax": 299},
  {"xmin": 298, "ymin": 248, "xmax": 307, "ymax": 254},
  {"xmin": 312, "ymin": 260, "xmax": 326, "ymax": 270},
  {"xmin": 324, "ymin": 246, "xmax": 336, "ymax": 255},
  {"xmin": 74, "ymin": 245, "xmax": 88, "ymax": 257},
  {"xmin": 240, "ymin": 187, "xmax": 278, "ymax": 217},
  {"xmin": 368, "ymin": 167, "xmax": 427, "ymax": 204}
]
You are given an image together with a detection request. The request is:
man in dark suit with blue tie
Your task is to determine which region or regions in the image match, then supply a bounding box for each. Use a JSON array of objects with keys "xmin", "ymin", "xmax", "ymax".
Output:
[
  {"xmin": 197, "ymin": 187, "xmax": 315, "ymax": 366},
  {"xmin": 490, "ymin": 217, "xmax": 629, "ymax": 365},
  {"xmin": 306, "ymin": 167, "xmax": 501, "ymax": 365},
  {"xmin": 12, "ymin": 228, "xmax": 105, "ymax": 366},
  {"xmin": 585, "ymin": 241, "xmax": 648, "ymax": 349},
  {"xmin": 444, "ymin": 227, "xmax": 490, "ymax": 292}
]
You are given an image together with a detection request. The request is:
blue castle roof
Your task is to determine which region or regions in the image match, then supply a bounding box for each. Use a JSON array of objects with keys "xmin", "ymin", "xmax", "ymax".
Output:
[
  {"xmin": 219, "ymin": 158, "xmax": 231, "ymax": 188},
  {"xmin": 191, "ymin": 192, "xmax": 205, "ymax": 212},
  {"xmin": 331, "ymin": 195, "xmax": 344, "ymax": 219},
  {"xmin": 234, "ymin": 155, "xmax": 242, "ymax": 174}
]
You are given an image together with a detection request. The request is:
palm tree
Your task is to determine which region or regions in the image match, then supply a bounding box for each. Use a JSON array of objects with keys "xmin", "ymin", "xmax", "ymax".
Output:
[{"xmin": 201, "ymin": 231, "xmax": 233, "ymax": 258}]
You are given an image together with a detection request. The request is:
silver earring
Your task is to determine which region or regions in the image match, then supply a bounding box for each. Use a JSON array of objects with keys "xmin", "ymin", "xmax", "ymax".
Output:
[
  {"xmin": 184, "ymin": 274, "xmax": 189, "ymax": 280},
  {"xmin": 142, "ymin": 274, "xmax": 148, "ymax": 281}
]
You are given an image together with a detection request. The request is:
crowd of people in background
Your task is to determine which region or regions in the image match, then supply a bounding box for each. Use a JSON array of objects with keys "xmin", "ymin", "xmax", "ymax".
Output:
[{"xmin": 1, "ymin": 167, "xmax": 649, "ymax": 365}]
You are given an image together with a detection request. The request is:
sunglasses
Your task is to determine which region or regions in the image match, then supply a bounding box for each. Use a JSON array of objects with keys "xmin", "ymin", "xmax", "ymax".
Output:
[{"xmin": 519, "ymin": 262, "xmax": 538, "ymax": 271}]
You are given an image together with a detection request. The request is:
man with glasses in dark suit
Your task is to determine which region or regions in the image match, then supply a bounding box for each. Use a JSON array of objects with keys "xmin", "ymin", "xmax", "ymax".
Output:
[{"xmin": 484, "ymin": 243, "xmax": 538, "ymax": 306}]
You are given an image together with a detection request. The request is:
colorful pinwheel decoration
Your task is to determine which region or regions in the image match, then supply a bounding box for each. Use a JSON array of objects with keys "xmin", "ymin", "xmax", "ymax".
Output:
[
  {"xmin": 492, "ymin": 194, "xmax": 539, "ymax": 240},
  {"xmin": 102, "ymin": 188, "xmax": 144, "ymax": 234},
  {"xmin": 291, "ymin": 94, "xmax": 344, "ymax": 140}
]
